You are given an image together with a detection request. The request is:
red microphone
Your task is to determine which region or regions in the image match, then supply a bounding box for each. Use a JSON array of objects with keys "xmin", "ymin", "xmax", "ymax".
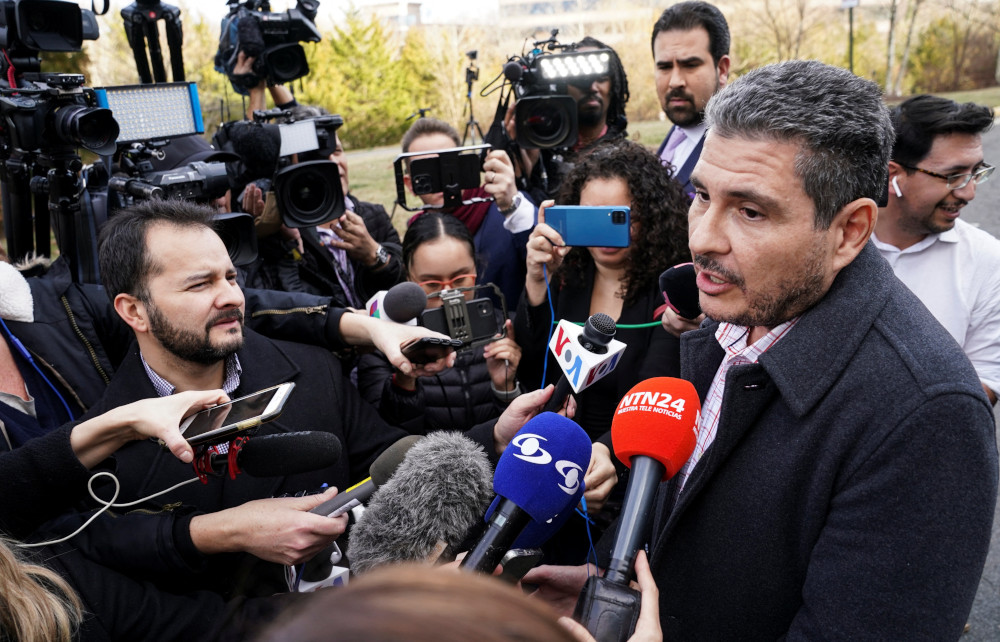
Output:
[{"xmin": 573, "ymin": 377, "xmax": 700, "ymax": 641}]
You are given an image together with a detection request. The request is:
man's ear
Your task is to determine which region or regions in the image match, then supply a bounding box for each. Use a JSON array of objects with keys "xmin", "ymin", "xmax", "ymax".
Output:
[
  {"xmin": 403, "ymin": 173, "xmax": 414, "ymax": 196},
  {"xmin": 716, "ymin": 54, "xmax": 731, "ymax": 89},
  {"xmin": 114, "ymin": 293, "xmax": 151, "ymax": 334},
  {"xmin": 830, "ymin": 198, "xmax": 877, "ymax": 272}
]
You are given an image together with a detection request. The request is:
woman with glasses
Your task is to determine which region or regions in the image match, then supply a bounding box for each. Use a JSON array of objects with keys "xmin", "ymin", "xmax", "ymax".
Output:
[
  {"xmin": 517, "ymin": 139, "xmax": 691, "ymax": 442},
  {"xmin": 357, "ymin": 213, "xmax": 523, "ymax": 434}
]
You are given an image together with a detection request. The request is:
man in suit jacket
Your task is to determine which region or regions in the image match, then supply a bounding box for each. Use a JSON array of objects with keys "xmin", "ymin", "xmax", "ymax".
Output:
[
  {"xmin": 652, "ymin": 2, "xmax": 730, "ymax": 196},
  {"xmin": 526, "ymin": 60, "xmax": 998, "ymax": 640}
]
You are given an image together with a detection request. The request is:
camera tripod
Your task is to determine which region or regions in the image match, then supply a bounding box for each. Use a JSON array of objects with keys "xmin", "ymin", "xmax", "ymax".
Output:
[
  {"xmin": 461, "ymin": 51, "xmax": 485, "ymax": 146},
  {"xmin": 121, "ymin": 0, "xmax": 185, "ymax": 84}
]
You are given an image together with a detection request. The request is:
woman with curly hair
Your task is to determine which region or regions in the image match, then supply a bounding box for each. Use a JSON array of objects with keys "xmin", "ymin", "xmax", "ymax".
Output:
[{"xmin": 516, "ymin": 139, "xmax": 690, "ymax": 441}]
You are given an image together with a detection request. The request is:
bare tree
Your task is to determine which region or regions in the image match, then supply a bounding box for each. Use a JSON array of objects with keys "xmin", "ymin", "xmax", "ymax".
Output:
[
  {"xmin": 893, "ymin": 0, "xmax": 924, "ymax": 95},
  {"xmin": 885, "ymin": 0, "xmax": 902, "ymax": 93}
]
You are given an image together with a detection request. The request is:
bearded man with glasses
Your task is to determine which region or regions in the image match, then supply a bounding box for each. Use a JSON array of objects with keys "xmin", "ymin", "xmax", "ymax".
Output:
[{"xmin": 874, "ymin": 94, "xmax": 1000, "ymax": 405}]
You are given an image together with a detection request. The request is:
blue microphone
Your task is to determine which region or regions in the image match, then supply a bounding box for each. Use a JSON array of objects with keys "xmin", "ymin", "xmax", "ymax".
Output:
[{"xmin": 460, "ymin": 412, "xmax": 592, "ymax": 574}]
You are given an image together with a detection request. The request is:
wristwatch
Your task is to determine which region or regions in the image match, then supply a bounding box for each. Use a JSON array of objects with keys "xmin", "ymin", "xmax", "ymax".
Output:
[
  {"xmin": 499, "ymin": 194, "xmax": 522, "ymax": 216},
  {"xmin": 373, "ymin": 244, "xmax": 390, "ymax": 268}
]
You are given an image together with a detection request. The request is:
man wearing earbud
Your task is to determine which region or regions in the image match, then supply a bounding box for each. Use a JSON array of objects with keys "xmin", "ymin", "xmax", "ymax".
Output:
[{"xmin": 874, "ymin": 95, "xmax": 999, "ymax": 405}]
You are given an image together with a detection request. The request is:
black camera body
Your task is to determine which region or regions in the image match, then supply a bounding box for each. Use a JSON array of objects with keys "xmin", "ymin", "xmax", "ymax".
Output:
[
  {"xmin": 216, "ymin": 0, "xmax": 321, "ymax": 89},
  {"xmin": 503, "ymin": 34, "xmax": 613, "ymax": 150},
  {"xmin": 109, "ymin": 160, "xmax": 230, "ymax": 203},
  {"xmin": 214, "ymin": 108, "xmax": 347, "ymax": 228},
  {"xmin": 0, "ymin": 1, "xmax": 117, "ymax": 282},
  {"xmin": 0, "ymin": 79, "xmax": 117, "ymax": 156}
]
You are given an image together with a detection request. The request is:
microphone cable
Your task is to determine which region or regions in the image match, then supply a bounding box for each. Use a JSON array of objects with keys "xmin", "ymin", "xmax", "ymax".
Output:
[{"xmin": 19, "ymin": 471, "xmax": 202, "ymax": 549}]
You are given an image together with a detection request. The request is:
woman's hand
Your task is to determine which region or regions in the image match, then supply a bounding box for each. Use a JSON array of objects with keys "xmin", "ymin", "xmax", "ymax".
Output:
[
  {"xmin": 525, "ymin": 200, "xmax": 569, "ymax": 306},
  {"xmin": 582, "ymin": 442, "xmax": 617, "ymax": 512},
  {"xmin": 70, "ymin": 390, "xmax": 231, "ymax": 468},
  {"xmin": 484, "ymin": 319, "xmax": 522, "ymax": 393},
  {"xmin": 482, "ymin": 150, "xmax": 519, "ymax": 212}
]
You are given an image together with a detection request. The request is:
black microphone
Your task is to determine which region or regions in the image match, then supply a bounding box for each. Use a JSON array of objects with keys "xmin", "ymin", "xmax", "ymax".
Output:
[
  {"xmin": 309, "ymin": 435, "xmax": 421, "ymax": 518},
  {"xmin": 382, "ymin": 281, "xmax": 428, "ymax": 323},
  {"xmin": 203, "ymin": 431, "xmax": 342, "ymax": 478},
  {"xmin": 503, "ymin": 60, "xmax": 524, "ymax": 82},
  {"xmin": 348, "ymin": 431, "xmax": 494, "ymax": 575},
  {"xmin": 236, "ymin": 14, "xmax": 265, "ymax": 58},
  {"xmin": 543, "ymin": 312, "xmax": 619, "ymax": 413},
  {"xmin": 659, "ymin": 262, "xmax": 700, "ymax": 320}
]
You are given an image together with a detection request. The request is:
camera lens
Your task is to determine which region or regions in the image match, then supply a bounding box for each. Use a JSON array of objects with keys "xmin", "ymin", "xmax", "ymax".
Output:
[
  {"xmin": 413, "ymin": 175, "xmax": 433, "ymax": 194},
  {"xmin": 613, "ymin": 211, "xmax": 626, "ymax": 224},
  {"xmin": 53, "ymin": 104, "xmax": 119, "ymax": 155},
  {"xmin": 274, "ymin": 160, "xmax": 345, "ymax": 227},
  {"xmin": 263, "ymin": 43, "xmax": 310, "ymax": 84},
  {"xmin": 515, "ymin": 96, "xmax": 578, "ymax": 149}
]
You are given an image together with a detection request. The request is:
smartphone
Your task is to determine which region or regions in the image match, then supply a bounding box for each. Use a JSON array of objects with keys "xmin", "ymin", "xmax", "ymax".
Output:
[
  {"xmin": 544, "ymin": 206, "xmax": 631, "ymax": 248},
  {"xmin": 180, "ymin": 382, "xmax": 295, "ymax": 447},
  {"xmin": 420, "ymin": 297, "xmax": 501, "ymax": 347},
  {"xmin": 401, "ymin": 336, "xmax": 463, "ymax": 365}
]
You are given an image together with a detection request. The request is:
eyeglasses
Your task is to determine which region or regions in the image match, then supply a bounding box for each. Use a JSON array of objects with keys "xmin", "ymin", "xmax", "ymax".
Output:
[
  {"xmin": 416, "ymin": 273, "xmax": 476, "ymax": 294},
  {"xmin": 898, "ymin": 162, "xmax": 994, "ymax": 191}
]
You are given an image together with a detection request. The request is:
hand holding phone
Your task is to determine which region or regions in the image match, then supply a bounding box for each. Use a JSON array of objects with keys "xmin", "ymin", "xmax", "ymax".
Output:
[
  {"xmin": 180, "ymin": 382, "xmax": 295, "ymax": 447},
  {"xmin": 400, "ymin": 336, "xmax": 463, "ymax": 365},
  {"xmin": 543, "ymin": 205, "xmax": 631, "ymax": 248}
]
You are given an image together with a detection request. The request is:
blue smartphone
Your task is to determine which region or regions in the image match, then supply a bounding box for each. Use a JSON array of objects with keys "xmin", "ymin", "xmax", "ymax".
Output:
[{"xmin": 544, "ymin": 206, "xmax": 631, "ymax": 248}]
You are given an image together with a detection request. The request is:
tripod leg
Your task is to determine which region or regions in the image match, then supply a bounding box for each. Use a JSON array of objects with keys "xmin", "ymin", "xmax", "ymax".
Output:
[
  {"xmin": 164, "ymin": 9, "xmax": 185, "ymax": 82},
  {"xmin": 126, "ymin": 18, "xmax": 153, "ymax": 84},
  {"xmin": 143, "ymin": 19, "xmax": 167, "ymax": 83}
]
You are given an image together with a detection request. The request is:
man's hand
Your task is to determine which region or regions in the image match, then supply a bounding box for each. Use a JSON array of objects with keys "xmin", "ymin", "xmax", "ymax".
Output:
[
  {"xmin": 556, "ymin": 550, "xmax": 662, "ymax": 642},
  {"xmin": 241, "ymin": 183, "xmax": 266, "ymax": 219},
  {"xmin": 484, "ymin": 319, "xmax": 522, "ymax": 393},
  {"xmin": 324, "ymin": 211, "xmax": 381, "ymax": 266},
  {"xmin": 583, "ymin": 442, "xmax": 617, "ymax": 512},
  {"xmin": 189, "ymin": 487, "xmax": 348, "ymax": 566},
  {"xmin": 521, "ymin": 562, "xmax": 596, "ymax": 617},
  {"xmin": 482, "ymin": 150, "xmax": 518, "ymax": 212},
  {"xmin": 493, "ymin": 384, "xmax": 558, "ymax": 453},
  {"xmin": 525, "ymin": 201, "xmax": 570, "ymax": 306},
  {"xmin": 660, "ymin": 306, "xmax": 705, "ymax": 338}
]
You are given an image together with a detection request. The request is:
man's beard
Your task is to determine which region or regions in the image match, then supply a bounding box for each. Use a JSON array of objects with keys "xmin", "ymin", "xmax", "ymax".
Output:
[
  {"xmin": 147, "ymin": 303, "xmax": 244, "ymax": 365},
  {"xmin": 577, "ymin": 106, "xmax": 605, "ymax": 129},
  {"xmin": 663, "ymin": 87, "xmax": 708, "ymax": 128},
  {"xmin": 694, "ymin": 243, "xmax": 828, "ymax": 329}
]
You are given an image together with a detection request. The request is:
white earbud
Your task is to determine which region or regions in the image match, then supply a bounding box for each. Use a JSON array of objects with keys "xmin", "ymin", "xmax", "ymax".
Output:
[{"xmin": 891, "ymin": 176, "xmax": 903, "ymax": 198}]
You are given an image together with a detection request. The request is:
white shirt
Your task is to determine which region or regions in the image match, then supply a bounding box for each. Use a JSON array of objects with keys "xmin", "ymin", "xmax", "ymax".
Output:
[
  {"xmin": 873, "ymin": 218, "xmax": 1000, "ymax": 396},
  {"xmin": 671, "ymin": 122, "xmax": 707, "ymax": 174}
]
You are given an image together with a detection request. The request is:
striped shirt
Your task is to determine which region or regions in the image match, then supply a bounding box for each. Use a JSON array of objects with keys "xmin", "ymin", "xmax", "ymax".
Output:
[{"xmin": 677, "ymin": 318, "xmax": 799, "ymax": 492}]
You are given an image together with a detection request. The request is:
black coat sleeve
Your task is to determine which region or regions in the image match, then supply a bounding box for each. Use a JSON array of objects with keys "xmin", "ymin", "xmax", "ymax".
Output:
[{"xmin": 243, "ymin": 287, "xmax": 349, "ymax": 353}]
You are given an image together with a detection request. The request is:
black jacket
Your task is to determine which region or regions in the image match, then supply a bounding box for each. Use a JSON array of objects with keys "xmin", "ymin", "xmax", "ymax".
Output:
[
  {"xmin": 648, "ymin": 244, "xmax": 997, "ymax": 639},
  {"xmin": 357, "ymin": 345, "xmax": 508, "ymax": 435},
  {"xmin": 515, "ymin": 263, "xmax": 680, "ymax": 441}
]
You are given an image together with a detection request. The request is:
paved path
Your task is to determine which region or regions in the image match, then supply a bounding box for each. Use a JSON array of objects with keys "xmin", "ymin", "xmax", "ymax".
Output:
[{"xmin": 954, "ymin": 122, "xmax": 999, "ymax": 640}]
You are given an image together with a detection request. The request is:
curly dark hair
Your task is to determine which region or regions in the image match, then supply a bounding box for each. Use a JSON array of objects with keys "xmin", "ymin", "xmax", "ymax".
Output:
[{"xmin": 555, "ymin": 139, "xmax": 689, "ymax": 305}]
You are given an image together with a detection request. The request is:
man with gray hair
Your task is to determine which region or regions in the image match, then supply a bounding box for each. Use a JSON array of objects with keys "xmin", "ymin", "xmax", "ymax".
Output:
[{"xmin": 526, "ymin": 60, "xmax": 997, "ymax": 639}]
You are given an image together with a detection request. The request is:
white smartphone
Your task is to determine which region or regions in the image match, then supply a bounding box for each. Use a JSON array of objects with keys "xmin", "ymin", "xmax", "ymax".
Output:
[{"xmin": 180, "ymin": 382, "xmax": 296, "ymax": 447}]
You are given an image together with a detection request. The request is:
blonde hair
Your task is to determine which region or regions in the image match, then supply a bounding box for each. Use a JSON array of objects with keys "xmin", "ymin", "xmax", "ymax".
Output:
[{"xmin": 0, "ymin": 538, "xmax": 82, "ymax": 642}]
